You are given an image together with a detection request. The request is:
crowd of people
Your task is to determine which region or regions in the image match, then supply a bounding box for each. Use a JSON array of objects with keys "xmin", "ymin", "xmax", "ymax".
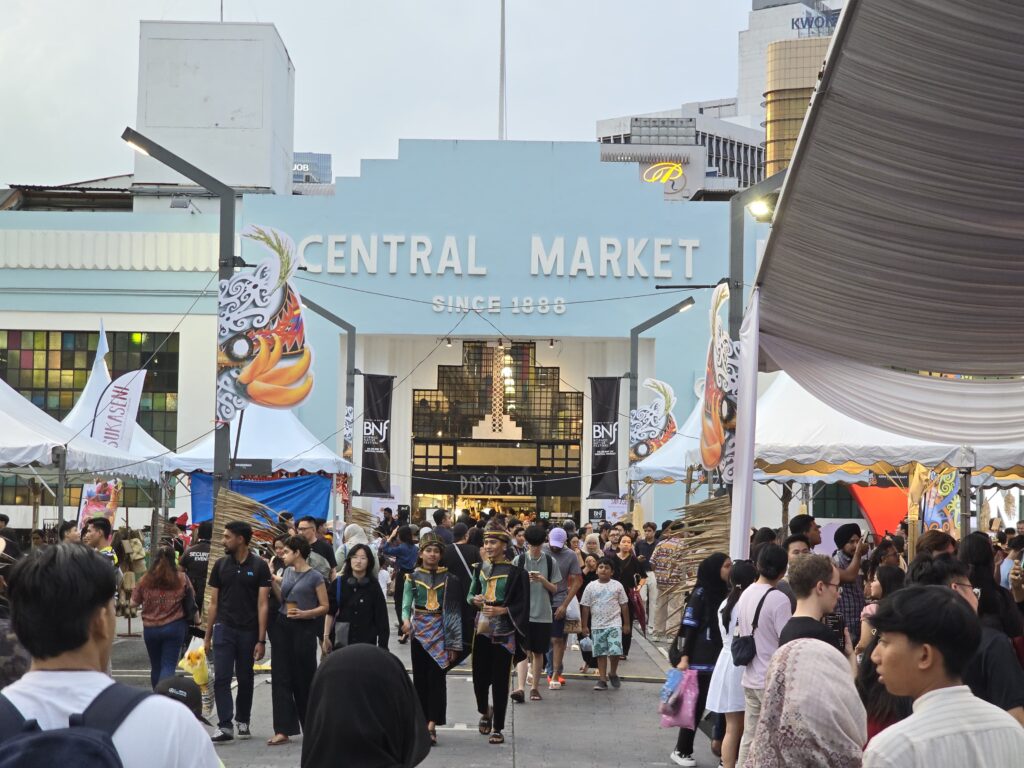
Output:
[
  {"xmin": 5, "ymin": 507, "xmax": 1024, "ymax": 767},
  {"xmin": 667, "ymin": 514, "xmax": 1024, "ymax": 767}
]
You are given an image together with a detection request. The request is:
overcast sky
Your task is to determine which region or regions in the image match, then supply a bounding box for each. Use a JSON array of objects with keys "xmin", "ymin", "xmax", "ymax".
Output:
[{"xmin": 1, "ymin": 0, "xmax": 751, "ymax": 185}]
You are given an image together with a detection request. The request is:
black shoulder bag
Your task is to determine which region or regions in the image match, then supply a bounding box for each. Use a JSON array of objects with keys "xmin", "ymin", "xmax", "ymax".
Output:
[{"xmin": 731, "ymin": 587, "xmax": 776, "ymax": 667}]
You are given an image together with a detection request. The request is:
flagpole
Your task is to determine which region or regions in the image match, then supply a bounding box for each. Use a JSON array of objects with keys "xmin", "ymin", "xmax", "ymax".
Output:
[{"xmin": 498, "ymin": 0, "xmax": 506, "ymax": 140}]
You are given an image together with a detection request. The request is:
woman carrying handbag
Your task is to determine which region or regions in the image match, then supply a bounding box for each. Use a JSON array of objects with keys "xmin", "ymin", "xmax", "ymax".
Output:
[
  {"xmin": 323, "ymin": 544, "xmax": 389, "ymax": 651},
  {"xmin": 669, "ymin": 553, "xmax": 732, "ymax": 768},
  {"xmin": 612, "ymin": 534, "xmax": 647, "ymax": 659}
]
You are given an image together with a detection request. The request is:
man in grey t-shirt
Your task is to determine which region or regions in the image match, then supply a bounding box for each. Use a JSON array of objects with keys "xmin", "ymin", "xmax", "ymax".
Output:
[{"xmin": 545, "ymin": 528, "xmax": 582, "ymax": 688}]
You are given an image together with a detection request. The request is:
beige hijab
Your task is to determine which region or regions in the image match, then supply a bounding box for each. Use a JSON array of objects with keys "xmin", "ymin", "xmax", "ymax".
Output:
[{"xmin": 746, "ymin": 638, "xmax": 866, "ymax": 768}]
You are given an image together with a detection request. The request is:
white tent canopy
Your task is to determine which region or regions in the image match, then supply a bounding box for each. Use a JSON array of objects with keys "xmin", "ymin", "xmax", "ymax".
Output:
[
  {"xmin": 632, "ymin": 373, "xmax": 1024, "ymax": 485},
  {"xmin": 0, "ymin": 377, "xmax": 161, "ymax": 482},
  {"xmin": 164, "ymin": 405, "xmax": 353, "ymax": 475},
  {"xmin": 755, "ymin": 375, "xmax": 1024, "ymax": 473},
  {"xmin": 755, "ymin": 0, "xmax": 1024, "ymax": 443},
  {"xmin": 62, "ymin": 322, "xmax": 176, "ymax": 465}
]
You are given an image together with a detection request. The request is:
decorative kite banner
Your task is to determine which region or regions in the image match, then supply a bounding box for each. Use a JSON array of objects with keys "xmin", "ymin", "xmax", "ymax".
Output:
[
  {"xmin": 699, "ymin": 283, "xmax": 739, "ymax": 482},
  {"xmin": 216, "ymin": 226, "xmax": 315, "ymax": 422},
  {"xmin": 629, "ymin": 378, "xmax": 678, "ymax": 464}
]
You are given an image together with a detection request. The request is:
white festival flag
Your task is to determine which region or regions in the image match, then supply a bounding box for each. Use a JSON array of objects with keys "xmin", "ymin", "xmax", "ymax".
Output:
[{"xmin": 91, "ymin": 370, "xmax": 147, "ymax": 450}]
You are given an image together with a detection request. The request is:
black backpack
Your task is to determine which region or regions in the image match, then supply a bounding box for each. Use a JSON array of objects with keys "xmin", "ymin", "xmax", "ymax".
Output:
[{"xmin": 0, "ymin": 682, "xmax": 151, "ymax": 768}]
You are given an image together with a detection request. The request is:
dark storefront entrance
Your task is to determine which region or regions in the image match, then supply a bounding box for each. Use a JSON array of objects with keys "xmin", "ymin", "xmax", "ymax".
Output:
[{"xmin": 409, "ymin": 341, "xmax": 583, "ymax": 523}]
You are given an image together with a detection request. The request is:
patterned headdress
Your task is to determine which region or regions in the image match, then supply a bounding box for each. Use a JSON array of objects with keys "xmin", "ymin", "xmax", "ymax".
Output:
[
  {"xmin": 483, "ymin": 519, "xmax": 511, "ymax": 542},
  {"xmin": 418, "ymin": 530, "xmax": 445, "ymax": 553}
]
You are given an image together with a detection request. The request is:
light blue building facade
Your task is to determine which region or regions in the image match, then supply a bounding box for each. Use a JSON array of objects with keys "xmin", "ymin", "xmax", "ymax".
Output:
[{"xmin": 0, "ymin": 140, "xmax": 764, "ymax": 525}]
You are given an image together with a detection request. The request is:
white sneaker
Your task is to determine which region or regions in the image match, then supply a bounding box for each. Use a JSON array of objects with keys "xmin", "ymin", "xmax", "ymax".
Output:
[{"xmin": 669, "ymin": 752, "xmax": 697, "ymax": 767}]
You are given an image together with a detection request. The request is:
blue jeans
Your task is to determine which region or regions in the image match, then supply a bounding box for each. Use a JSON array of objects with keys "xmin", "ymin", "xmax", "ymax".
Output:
[
  {"xmin": 143, "ymin": 618, "xmax": 188, "ymax": 689},
  {"xmin": 212, "ymin": 623, "xmax": 259, "ymax": 729}
]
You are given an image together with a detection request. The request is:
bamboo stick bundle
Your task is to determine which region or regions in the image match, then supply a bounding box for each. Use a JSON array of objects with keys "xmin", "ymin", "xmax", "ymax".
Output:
[
  {"xmin": 655, "ymin": 495, "xmax": 732, "ymax": 628},
  {"xmin": 200, "ymin": 487, "xmax": 282, "ymax": 624},
  {"xmin": 346, "ymin": 506, "xmax": 374, "ymax": 532}
]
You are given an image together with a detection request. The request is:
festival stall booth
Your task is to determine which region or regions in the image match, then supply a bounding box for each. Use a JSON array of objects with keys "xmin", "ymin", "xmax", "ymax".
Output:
[
  {"xmin": 634, "ymin": 372, "xmax": 1024, "ymax": 542},
  {"xmin": 731, "ymin": 0, "xmax": 1024, "ymax": 558},
  {"xmin": 163, "ymin": 404, "xmax": 353, "ymax": 524},
  {"xmin": 0, "ymin": 376, "xmax": 163, "ymax": 525}
]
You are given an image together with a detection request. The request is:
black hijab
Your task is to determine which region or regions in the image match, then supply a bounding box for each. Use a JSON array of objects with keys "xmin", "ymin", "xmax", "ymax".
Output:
[
  {"xmin": 693, "ymin": 552, "xmax": 730, "ymax": 625},
  {"xmin": 301, "ymin": 645, "xmax": 430, "ymax": 768}
]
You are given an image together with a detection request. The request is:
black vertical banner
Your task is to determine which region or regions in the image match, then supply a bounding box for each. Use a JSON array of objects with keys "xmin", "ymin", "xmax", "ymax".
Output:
[
  {"xmin": 588, "ymin": 377, "xmax": 621, "ymax": 499},
  {"xmin": 360, "ymin": 374, "xmax": 394, "ymax": 497}
]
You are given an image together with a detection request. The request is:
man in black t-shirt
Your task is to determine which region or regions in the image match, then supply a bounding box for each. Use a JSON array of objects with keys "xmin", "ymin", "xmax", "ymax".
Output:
[
  {"xmin": 181, "ymin": 520, "xmax": 213, "ymax": 610},
  {"xmin": 298, "ymin": 515, "xmax": 336, "ymax": 571},
  {"xmin": 779, "ymin": 553, "xmax": 854, "ymax": 670},
  {"xmin": 204, "ymin": 520, "xmax": 272, "ymax": 744}
]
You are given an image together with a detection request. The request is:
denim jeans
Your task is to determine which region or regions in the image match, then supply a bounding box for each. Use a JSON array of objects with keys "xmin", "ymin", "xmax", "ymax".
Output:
[
  {"xmin": 212, "ymin": 623, "xmax": 259, "ymax": 729},
  {"xmin": 143, "ymin": 618, "xmax": 188, "ymax": 689}
]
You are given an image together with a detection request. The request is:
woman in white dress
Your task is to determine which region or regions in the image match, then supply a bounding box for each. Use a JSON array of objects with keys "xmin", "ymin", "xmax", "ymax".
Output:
[{"xmin": 705, "ymin": 560, "xmax": 758, "ymax": 768}]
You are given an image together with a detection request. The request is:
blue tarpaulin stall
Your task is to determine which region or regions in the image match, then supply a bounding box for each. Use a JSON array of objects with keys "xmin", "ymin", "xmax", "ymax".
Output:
[{"xmin": 189, "ymin": 473, "xmax": 332, "ymax": 523}]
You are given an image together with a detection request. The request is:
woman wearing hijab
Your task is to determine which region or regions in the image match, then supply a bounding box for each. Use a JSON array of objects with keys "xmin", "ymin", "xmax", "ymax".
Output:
[
  {"xmin": 401, "ymin": 531, "xmax": 464, "ymax": 746},
  {"xmin": 705, "ymin": 559, "xmax": 756, "ymax": 768},
  {"xmin": 747, "ymin": 638, "xmax": 866, "ymax": 768},
  {"xmin": 669, "ymin": 552, "xmax": 731, "ymax": 767},
  {"xmin": 301, "ymin": 644, "xmax": 431, "ymax": 768},
  {"xmin": 467, "ymin": 519, "xmax": 530, "ymax": 745}
]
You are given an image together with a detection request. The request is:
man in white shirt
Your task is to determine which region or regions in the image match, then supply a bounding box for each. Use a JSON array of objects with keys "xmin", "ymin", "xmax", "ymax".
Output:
[
  {"xmin": 734, "ymin": 544, "xmax": 793, "ymax": 767},
  {"xmin": 865, "ymin": 584, "xmax": 1024, "ymax": 767},
  {"xmin": 0, "ymin": 544, "xmax": 219, "ymax": 768}
]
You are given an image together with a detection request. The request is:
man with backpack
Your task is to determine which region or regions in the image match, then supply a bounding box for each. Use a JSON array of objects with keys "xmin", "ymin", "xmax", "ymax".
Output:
[
  {"xmin": 0, "ymin": 544, "xmax": 218, "ymax": 767},
  {"xmin": 511, "ymin": 525, "xmax": 561, "ymax": 703}
]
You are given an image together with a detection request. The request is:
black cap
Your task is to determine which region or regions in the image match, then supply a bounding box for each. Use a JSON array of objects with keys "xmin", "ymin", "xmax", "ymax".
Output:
[{"xmin": 155, "ymin": 675, "xmax": 210, "ymax": 725}]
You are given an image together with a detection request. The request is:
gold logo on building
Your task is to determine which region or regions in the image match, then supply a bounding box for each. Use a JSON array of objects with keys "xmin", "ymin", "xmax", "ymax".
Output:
[{"xmin": 642, "ymin": 162, "xmax": 685, "ymax": 184}]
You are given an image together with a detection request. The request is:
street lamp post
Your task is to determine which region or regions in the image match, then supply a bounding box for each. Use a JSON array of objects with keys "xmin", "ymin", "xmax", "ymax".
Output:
[
  {"xmin": 626, "ymin": 296, "xmax": 696, "ymax": 516},
  {"xmin": 727, "ymin": 170, "xmax": 787, "ymax": 339},
  {"xmin": 121, "ymin": 127, "xmax": 236, "ymax": 519},
  {"xmin": 299, "ymin": 296, "xmax": 358, "ymax": 462}
]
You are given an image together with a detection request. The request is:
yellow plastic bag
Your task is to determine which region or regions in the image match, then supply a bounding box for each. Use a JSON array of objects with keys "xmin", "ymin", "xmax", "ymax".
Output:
[{"xmin": 178, "ymin": 638, "xmax": 210, "ymax": 687}]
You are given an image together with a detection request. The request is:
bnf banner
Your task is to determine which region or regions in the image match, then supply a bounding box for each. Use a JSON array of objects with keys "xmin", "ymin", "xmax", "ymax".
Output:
[
  {"xmin": 360, "ymin": 374, "xmax": 394, "ymax": 497},
  {"xmin": 588, "ymin": 377, "xmax": 621, "ymax": 499}
]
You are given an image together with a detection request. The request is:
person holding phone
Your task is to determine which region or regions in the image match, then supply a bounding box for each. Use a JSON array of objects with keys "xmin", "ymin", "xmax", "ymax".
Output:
[{"xmin": 832, "ymin": 524, "xmax": 869, "ymax": 648}]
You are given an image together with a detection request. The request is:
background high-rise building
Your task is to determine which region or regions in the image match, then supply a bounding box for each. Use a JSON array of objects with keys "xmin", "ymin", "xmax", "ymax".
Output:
[
  {"xmin": 736, "ymin": 0, "xmax": 841, "ymax": 128},
  {"xmin": 763, "ymin": 37, "xmax": 831, "ymax": 175},
  {"xmin": 292, "ymin": 152, "xmax": 332, "ymax": 184},
  {"xmin": 596, "ymin": 100, "xmax": 765, "ymax": 199}
]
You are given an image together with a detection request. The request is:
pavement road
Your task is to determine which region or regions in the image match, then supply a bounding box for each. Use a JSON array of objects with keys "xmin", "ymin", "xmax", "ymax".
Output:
[{"xmin": 112, "ymin": 617, "xmax": 716, "ymax": 768}]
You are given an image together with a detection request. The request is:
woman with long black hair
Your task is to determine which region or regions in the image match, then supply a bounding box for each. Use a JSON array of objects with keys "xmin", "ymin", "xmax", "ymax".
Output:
[
  {"xmin": 705, "ymin": 560, "xmax": 757, "ymax": 768},
  {"xmin": 323, "ymin": 543, "xmax": 390, "ymax": 652},
  {"xmin": 612, "ymin": 534, "xmax": 647, "ymax": 659},
  {"xmin": 960, "ymin": 531, "xmax": 1024, "ymax": 637},
  {"xmin": 669, "ymin": 552, "xmax": 731, "ymax": 768}
]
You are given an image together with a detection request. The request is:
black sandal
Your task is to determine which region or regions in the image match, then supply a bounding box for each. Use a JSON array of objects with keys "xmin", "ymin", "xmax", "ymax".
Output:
[
  {"xmin": 478, "ymin": 709, "xmax": 492, "ymax": 735},
  {"xmin": 428, "ymin": 725, "xmax": 437, "ymax": 746},
  {"xmin": 510, "ymin": 689, "xmax": 525, "ymax": 703},
  {"xmin": 489, "ymin": 731, "xmax": 505, "ymax": 745}
]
